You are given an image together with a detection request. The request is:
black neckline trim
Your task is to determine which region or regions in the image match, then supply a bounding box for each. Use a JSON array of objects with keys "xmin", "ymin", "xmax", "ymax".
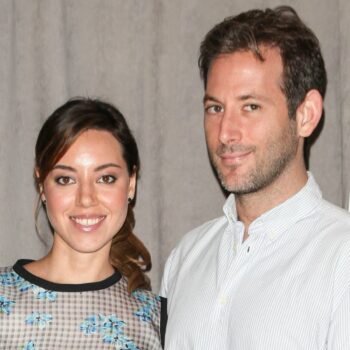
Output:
[{"xmin": 13, "ymin": 259, "xmax": 122, "ymax": 292}]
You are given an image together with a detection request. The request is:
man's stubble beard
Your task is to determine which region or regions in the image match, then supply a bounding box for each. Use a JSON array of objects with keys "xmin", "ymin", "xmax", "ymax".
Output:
[{"xmin": 209, "ymin": 121, "xmax": 299, "ymax": 195}]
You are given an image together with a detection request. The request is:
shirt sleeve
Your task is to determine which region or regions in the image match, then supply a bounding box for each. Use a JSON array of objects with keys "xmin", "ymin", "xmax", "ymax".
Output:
[
  {"xmin": 159, "ymin": 248, "xmax": 176, "ymax": 298},
  {"xmin": 327, "ymin": 238, "xmax": 350, "ymax": 349},
  {"xmin": 327, "ymin": 287, "xmax": 350, "ymax": 349},
  {"xmin": 160, "ymin": 297, "xmax": 167, "ymax": 349}
]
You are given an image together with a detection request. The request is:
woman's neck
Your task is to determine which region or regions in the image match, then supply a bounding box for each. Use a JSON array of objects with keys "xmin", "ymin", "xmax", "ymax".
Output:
[{"xmin": 24, "ymin": 243, "xmax": 115, "ymax": 284}]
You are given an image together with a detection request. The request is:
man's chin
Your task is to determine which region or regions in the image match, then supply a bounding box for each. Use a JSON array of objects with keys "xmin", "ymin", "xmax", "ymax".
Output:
[
  {"xmin": 219, "ymin": 172, "xmax": 260, "ymax": 194},
  {"xmin": 219, "ymin": 176, "xmax": 245, "ymax": 193}
]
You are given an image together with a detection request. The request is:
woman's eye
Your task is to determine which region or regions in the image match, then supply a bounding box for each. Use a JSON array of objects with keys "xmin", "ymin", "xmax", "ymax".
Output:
[
  {"xmin": 205, "ymin": 105, "xmax": 223, "ymax": 114},
  {"xmin": 55, "ymin": 176, "xmax": 74, "ymax": 185},
  {"xmin": 97, "ymin": 175, "xmax": 117, "ymax": 184},
  {"xmin": 243, "ymin": 104, "xmax": 260, "ymax": 112}
]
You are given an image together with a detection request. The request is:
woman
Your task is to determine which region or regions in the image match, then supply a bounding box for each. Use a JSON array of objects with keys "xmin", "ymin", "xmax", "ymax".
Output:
[{"xmin": 0, "ymin": 98, "xmax": 166, "ymax": 349}]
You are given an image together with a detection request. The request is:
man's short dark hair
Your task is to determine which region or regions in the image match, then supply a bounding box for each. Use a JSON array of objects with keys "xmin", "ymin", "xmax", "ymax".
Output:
[{"xmin": 198, "ymin": 6, "xmax": 327, "ymax": 118}]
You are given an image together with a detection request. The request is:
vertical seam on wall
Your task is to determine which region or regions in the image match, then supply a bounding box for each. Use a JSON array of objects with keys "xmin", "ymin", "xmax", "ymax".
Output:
[
  {"xmin": 61, "ymin": 0, "xmax": 70, "ymax": 99},
  {"xmin": 336, "ymin": 0, "xmax": 346, "ymax": 207},
  {"xmin": 152, "ymin": 0, "xmax": 165, "ymax": 284},
  {"xmin": 10, "ymin": 0, "xmax": 16, "ymax": 113}
]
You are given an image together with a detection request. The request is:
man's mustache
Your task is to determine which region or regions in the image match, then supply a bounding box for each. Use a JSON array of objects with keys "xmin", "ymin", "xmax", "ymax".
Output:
[{"xmin": 216, "ymin": 143, "xmax": 256, "ymax": 156}]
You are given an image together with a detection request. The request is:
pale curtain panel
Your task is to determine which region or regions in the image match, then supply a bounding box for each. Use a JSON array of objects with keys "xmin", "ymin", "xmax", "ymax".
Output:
[{"xmin": 0, "ymin": 0, "xmax": 347, "ymax": 291}]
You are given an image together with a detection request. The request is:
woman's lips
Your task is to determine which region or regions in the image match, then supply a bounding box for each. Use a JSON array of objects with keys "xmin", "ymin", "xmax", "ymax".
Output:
[{"xmin": 70, "ymin": 215, "xmax": 106, "ymax": 232}]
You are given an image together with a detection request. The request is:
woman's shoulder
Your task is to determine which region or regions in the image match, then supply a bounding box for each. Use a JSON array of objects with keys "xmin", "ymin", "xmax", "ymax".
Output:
[
  {"xmin": 0, "ymin": 264, "xmax": 16, "ymax": 273},
  {"xmin": 130, "ymin": 288, "xmax": 166, "ymax": 348},
  {"xmin": 0, "ymin": 262, "xmax": 24, "ymax": 287},
  {"xmin": 131, "ymin": 288, "xmax": 161, "ymax": 304},
  {"xmin": 126, "ymin": 286, "xmax": 162, "ymax": 321}
]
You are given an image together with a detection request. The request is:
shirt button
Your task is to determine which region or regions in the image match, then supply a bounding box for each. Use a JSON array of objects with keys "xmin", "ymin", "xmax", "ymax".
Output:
[
  {"xmin": 268, "ymin": 232, "xmax": 278, "ymax": 240},
  {"xmin": 219, "ymin": 296, "xmax": 228, "ymax": 305},
  {"xmin": 233, "ymin": 244, "xmax": 237, "ymax": 253}
]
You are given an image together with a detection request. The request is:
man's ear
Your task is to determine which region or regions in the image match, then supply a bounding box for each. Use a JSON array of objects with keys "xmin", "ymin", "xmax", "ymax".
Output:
[{"xmin": 296, "ymin": 89, "xmax": 323, "ymax": 137}]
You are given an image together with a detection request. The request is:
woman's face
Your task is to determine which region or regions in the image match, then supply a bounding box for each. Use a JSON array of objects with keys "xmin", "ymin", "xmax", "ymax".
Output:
[{"xmin": 41, "ymin": 129, "xmax": 136, "ymax": 257}]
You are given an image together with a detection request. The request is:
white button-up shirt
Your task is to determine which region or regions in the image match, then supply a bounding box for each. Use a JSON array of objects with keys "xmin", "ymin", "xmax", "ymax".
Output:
[{"xmin": 160, "ymin": 174, "xmax": 350, "ymax": 349}]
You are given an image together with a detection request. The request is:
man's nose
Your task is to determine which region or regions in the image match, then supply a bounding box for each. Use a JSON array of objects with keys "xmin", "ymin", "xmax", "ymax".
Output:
[{"xmin": 218, "ymin": 110, "xmax": 243, "ymax": 145}]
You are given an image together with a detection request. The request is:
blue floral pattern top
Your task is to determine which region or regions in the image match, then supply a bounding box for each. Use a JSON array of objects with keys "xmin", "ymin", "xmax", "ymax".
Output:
[{"xmin": 0, "ymin": 260, "xmax": 165, "ymax": 349}]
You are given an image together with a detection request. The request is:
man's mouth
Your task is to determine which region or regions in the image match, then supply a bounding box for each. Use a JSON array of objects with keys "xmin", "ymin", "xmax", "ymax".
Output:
[{"xmin": 218, "ymin": 150, "xmax": 252, "ymax": 165}]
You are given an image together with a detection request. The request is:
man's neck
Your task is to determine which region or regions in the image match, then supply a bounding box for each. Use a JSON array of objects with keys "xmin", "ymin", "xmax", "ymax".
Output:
[{"xmin": 236, "ymin": 167, "xmax": 308, "ymax": 241}]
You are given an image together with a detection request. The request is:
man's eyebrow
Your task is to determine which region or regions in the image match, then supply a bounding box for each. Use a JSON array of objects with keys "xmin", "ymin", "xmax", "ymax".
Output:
[
  {"xmin": 204, "ymin": 93, "xmax": 272, "ymax": 104},
  {"xmin": 238, "ymin": 94, "xmax": 255, "ymax": 101},
  {"xmin": 52, "ymin": 163, "xmax": 121, "ymax": 172},
  {"xmin": 203, "ymin": 94, "xmax": 221, "ymax": 104},
  {"xmin": 237, "ymin": 93, "xmax": 270, "ymax": 102}
]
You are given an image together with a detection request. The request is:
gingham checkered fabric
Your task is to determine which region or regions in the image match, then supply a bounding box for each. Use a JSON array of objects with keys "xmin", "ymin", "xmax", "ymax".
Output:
[{"xmin": 0, "ymin": 260, "xmax": 162, "ymax": 349}]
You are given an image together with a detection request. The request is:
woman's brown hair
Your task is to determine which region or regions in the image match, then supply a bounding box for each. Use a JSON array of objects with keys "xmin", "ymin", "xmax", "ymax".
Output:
[{"xmin": 34, "ymin": 97, "xmax": 151, "ymax": 293}]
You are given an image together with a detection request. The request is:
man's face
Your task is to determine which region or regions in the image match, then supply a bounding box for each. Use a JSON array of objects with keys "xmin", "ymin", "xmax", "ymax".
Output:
[{"xmin": 204, "ymin": 48, "xmax": 300, "ymax": 194}]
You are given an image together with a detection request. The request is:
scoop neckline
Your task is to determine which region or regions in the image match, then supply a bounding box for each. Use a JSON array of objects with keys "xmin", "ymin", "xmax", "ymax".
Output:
[{"xmin": 13, "ymin": 259, "xmax": 122, "ymax": 292}]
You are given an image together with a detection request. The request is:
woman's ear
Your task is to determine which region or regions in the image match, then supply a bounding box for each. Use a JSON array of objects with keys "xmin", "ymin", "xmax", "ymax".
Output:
[
  {"xmin": 295, "ymin": 89, "xmax": 323, "ymax": 138},
  {"xmin": 128, "ymin": 169, "xmax": 137, "ymax": 202},
  {"xmin": 35, "ymin": 169, "xmax": 46, "ymax": 203},
  {"xmin": 41, "ymin": 191, "xmax": 46, "ymax": 204}
]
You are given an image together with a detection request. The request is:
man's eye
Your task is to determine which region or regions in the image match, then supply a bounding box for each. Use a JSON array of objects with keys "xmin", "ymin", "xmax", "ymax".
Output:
[
  {"xmin": 97, "ymin": 175, "xmax": 117, "ymax": 184},
  {"xmin": 243, "ymin": 104, "xmax": 260, "ymax": 112},
  {"xmin": 205, "ymin": 105, "xmax": 223, "ymax": 114},
  {"xmin": 55, "ymin": 176, "xmax": 75, "ymax": 185}
]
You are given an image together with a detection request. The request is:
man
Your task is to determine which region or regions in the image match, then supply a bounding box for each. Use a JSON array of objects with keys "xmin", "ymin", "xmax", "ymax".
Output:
[{"xmin": 160, "ymin": 6, "xmax": 350, "ymax": 349}]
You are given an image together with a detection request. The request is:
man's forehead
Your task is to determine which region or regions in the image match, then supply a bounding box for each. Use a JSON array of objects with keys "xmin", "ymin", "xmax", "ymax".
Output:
[
  {"xmin": 206, "ymin": 49, "xmax": 284, "ymax": 84},
  {"xmin": 210, "ymin": 45, "xmax": 282, "ymax": 66}
]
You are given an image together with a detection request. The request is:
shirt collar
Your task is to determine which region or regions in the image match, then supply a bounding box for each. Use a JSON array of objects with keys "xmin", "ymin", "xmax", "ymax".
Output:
[
  {"xmin": 223, "ymin": 172, "xmax": 322, "ymax": 240},
  {"xmin": 223, "ymin": 193, "xmax": 237, "ymax": 223}
]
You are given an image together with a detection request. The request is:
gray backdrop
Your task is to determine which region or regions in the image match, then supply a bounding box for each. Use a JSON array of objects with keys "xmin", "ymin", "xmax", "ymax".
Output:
[{"xmin": 0, "ymin": 0, "xmax": 349, "ymax": 291}]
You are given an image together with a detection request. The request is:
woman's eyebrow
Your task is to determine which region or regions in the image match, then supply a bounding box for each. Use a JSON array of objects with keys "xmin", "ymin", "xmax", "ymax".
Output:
[
  {"xmin": 95, "ymin": 163, "xmax": 121, "ymax": 172},
  {"xmin": 52, "ymin": 164, "xmax": 76, "ymax": 172},
  {"xmin": 52, "ymin": 163, "xmax": 122, "ymax": 172}
]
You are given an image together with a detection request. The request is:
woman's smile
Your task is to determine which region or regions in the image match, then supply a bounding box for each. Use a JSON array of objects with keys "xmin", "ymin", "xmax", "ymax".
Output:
[{"xmin": 42, "ymin": 129, "xmax": 136, "ymax": 255}]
